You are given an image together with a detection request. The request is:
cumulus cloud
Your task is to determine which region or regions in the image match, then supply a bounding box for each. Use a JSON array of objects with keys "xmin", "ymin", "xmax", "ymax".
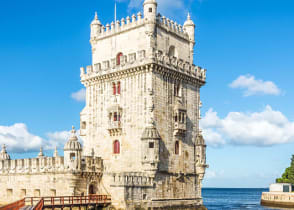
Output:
[
  {"xmin": 0, "ymin": 124, "xmax": 82, "ymax": 154},
  {"xmin": 71, "ymin": 88, "xmax": 86, "ymax": 102},
  {"xmin": 0, "ymin": 124, "xmax": 43, "ymax": 153},
  {"xmin": 201, "ymin": 106, "xmax": 294, "ymax": 147},
  {"xmin": 230, "ymin": 75, "xmax": 281, "ymax": 96}
]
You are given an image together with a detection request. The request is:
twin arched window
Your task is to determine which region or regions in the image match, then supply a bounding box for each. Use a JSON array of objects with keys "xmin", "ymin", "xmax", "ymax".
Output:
[
  {"xmin": 113, "ymin": 140, "xmax": 120, "ymax": 154},
  {"xmin": 112, "ymin": 82, "xmax": 121, "ymax": 95}
]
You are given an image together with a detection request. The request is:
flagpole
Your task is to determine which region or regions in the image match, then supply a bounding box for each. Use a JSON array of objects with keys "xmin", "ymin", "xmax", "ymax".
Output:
[{"xmin": 115, "ymin": 1, "xmax": 117, "ymax": 22}]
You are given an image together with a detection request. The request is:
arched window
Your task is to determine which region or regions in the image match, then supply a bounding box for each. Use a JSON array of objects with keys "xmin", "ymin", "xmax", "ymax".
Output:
[
  {"xmin": 114, "ymin": 140, "xmax": 120, "ymax": 154},
  {"xmin": 117, "ymin": 81, "xmax": 121, "ymax": 95},
  {"xmin": 112, "ymin": 82, "xmax": 116, "ymax": 95},
  {"xmin": 174, "ymin": 83, "xmax": 180, "ymax": 97},
  {"xmin": 175, "ymin": 141, "xmax": 180, "ymax": 155},
  {"xmin": 168, "ymin": 46, "xmax": 176, "ymax": 57},
  {"xmin": 114, "ymin": 112, "xmax": 117, "ymax": 121},
  {"xmin": 117, "ymin": 52, "xmax": 123, "ymax": 66}
]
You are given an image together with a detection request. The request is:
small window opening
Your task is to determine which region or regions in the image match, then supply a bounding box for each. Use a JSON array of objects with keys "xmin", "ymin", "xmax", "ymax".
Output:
[
  {"xmin": 112, "ymin": 82, "xmax": 116, "ymax": 95},
  {"xmin": 114, "ymin": 112, "xmax": 118, "ymax": 121},
  {"xmin": 114, "ymin": 140, "xmax": 120, "ymax": 154},
  {"xmin": 149, "ymin": 8, "xmax": 153, "ymax": 13},
  {"xmin": 175, "ymin": 141, "xmax": 180, "ymax": 155},
  {"xmin": 7, "ymin": 189, "xmax": 13, "ymax": 198},
  {"xmin": 117, "ymin": 82, "xmax": 121, "ymax": 94},
  {"xmin": 70, "ymin": 153, "xmax": 76, "ymax": 161},
  {"xmin": 149, "ymin": 142, "xmax": 154, "ymax": 148},
  {"xmin": 174, "ymin": 83, "xmax": 180, "ymax": 97},
  {"xmin": 81, "ymin": 121, "xmax": 86, "ymax": 129},
  {"xmin": 117, "ymin": 52, "xmax": 123, "ymax": 65}
]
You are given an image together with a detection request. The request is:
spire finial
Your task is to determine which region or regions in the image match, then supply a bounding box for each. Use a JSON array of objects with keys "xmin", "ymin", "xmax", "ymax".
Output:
[
  {"xmin": 95, "ymin": 11, "xmax": 98, "ymax": 20},
  {"xmin": 69, "ymin": 125, "xmax": 78, "ymax": 141},
  {"xmin": 2, "ymin": 144, "xmax": 6, "ymax": 152},
  {"xmin": 53, "ymin": 146, "xmax": 59, "ymax": 157},
  {"xmin": 38, "ymin": 146, "xmax": 44, "ymax": 157},
  {"xmin": 187, "ymin": 12, "xmax": 191, "ymax": 20}
]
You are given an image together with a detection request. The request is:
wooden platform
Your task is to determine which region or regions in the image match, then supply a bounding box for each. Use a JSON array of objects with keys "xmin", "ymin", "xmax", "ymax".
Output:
[{"xmin": 0, "ymin": 195, "xmax": 111, "ymax": 210}]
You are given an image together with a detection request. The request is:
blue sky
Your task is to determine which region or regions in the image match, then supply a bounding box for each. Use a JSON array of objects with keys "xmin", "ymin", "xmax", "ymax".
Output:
[{"xmin": 0, "ymin": 0, "xmax": 294, "ymax": 188}]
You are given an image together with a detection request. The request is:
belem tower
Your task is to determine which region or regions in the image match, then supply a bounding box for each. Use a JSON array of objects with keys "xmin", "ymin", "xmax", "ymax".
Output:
[{"xmin": 0, "ymin": 0, "xmax": 208, "ymax": 209}]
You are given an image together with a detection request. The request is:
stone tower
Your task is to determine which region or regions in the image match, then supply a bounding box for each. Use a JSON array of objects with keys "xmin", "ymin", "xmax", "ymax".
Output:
[{"xmin": 80, "ymin": 0, "xmax": 208, "ymax": 209}]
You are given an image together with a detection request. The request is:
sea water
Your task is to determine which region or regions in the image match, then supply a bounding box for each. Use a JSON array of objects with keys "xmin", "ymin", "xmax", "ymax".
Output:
[{"xmin": 203, "ymin": 188, "xmax": 287, "ymax": 210}]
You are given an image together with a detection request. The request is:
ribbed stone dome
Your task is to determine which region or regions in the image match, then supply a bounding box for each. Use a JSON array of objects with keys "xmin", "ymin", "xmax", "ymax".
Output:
[
  {"xmin": 0, "ymin": 145, "xmax": 10, "ymax": 160},
  {"xmin": 64, "ymin": 126, "xmax": 82, "ymax": 151},
  {"xmin": 141, "ymin": 123, "xmax": 161, "ymax": 140}
]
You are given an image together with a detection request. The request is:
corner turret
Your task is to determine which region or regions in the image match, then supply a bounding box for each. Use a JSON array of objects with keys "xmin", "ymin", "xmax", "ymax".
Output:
[
  {"xmin": 141, "ymin": 121, "xmax": 160, "ymax": 175},
  {"xmin": 0, "ymin": 144, "xmax": 10, "ymax": 160},
  {"xmin": 143, "ymin": 0, "xmax": 157, "ymax": 22},
  {"xmin": 64, "ymin": 126, "xmax": 82, "ymax": 170},
  {"xmin": 91, "ymin": 12, "xmax": 102, "ymax": 39},
  {"xmin": 184, "ymin": 13, "xmax": 196, "ymax": 63}
]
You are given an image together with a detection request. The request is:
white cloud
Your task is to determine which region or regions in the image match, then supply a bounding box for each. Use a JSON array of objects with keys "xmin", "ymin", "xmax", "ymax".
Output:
[
  {"xmin": 229, "ymin": 74, "xmax": 281, "ymax": 96},
  {"xmin": 0, "ymin": 124, "xmax": 83, "ymax": 154},
  {"xmin": 0, "ymin": 123, "xmax": 43, "ymax": 153},
  {"xmin": 71, "ymin": 88, "xmax": 86, "ymax": 102},
  {"xmin": 201, "ymin": 106, "xmax": 294, "ymax": 147}
]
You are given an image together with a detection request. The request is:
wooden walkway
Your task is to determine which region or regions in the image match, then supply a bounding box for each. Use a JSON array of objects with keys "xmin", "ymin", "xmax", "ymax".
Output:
[{"xmin": 0, "ymin": 195, "xmax": 111, "ymax": 210}]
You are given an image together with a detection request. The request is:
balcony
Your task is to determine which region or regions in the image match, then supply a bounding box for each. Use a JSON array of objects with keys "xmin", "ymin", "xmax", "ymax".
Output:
[
  {"xmin": 108, "ymin": 121, "xmax": 122, "ymax": 136},
  {"xmin": 173, "ymin": 122, "xmax": 186, "ymax": 136}
]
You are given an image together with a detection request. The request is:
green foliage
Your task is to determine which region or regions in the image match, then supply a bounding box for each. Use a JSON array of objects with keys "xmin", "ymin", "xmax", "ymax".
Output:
[{"xmin": 276, "ymin": 155, "xmax": 294, "ymax": 184}]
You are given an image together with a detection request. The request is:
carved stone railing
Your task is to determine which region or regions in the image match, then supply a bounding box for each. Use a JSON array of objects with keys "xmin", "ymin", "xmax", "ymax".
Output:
[{"xmin": 111, "ymin": 172, "xmax": 154, "ymax": 187}]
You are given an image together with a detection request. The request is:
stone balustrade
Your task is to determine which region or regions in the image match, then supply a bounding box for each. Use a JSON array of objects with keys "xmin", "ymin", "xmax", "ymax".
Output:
[{"xmin": 112, "ymin": 172, "xmax": 154, "ymax": 187}]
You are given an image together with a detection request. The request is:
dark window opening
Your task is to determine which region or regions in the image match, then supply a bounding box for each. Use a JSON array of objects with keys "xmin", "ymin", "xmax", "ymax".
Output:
[
  {"xmin": 149, "ymin": 142, "xmax": 154, "ymax": 148},
  {"xmin": 117, "ymin": 81, "xmax": 121, "ymax": 94},
  {"xmin": 149, "ymin": 8, "xmax": 153, "ymax": 13},
  {"xmin": 113, "ymin": 82, "xmax": 116, "ymax": 95},
  {"xmin": 175, "ymin": 141, "xmax": 179, "ymax": 155}
]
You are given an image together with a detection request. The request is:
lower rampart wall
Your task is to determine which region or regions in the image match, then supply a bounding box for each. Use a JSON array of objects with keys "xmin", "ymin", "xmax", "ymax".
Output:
[{"xmin": 261, "ymin": 192, "xmax": 294, "ymax": 208}]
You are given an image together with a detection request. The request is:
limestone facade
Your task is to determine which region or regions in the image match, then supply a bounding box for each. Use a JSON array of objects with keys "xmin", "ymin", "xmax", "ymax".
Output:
[
  {"xmin": 79, "ymin": 0, "xmax": 208, "ymax": 208},
  {"xmin": 0, "ymin": 0, "xmax": 208, "ymax": 209}
]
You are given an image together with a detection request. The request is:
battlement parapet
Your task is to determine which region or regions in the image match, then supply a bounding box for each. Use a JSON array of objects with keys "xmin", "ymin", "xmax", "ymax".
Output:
[
  {"xmin": 80, "ymin": 50, "xmax": 147, "ymax": 81},
  {"xmin": 154, "ymin": 50, "xmax": 206, "ymax": 82},
  {"xmin": 156, "ymin": 16, "xmax": 189, "ymax": 40},
  {"xmin": 0, "ymin": 157, "xmax": 65, "ymax": 174},
  {"xmin": 111, "ymin": 172, "xmax": 154, "ymax": 187},
  {"xmin": 0, "ymin": 156, "xmax": 103, "ymax": 175},
  {"xmin": 91, "ymin": 12, "xmax": 145, "ymax": 42},
  {"xmin": 80, "ymin": 50, "xmax": 206, "ymax": 83}
]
